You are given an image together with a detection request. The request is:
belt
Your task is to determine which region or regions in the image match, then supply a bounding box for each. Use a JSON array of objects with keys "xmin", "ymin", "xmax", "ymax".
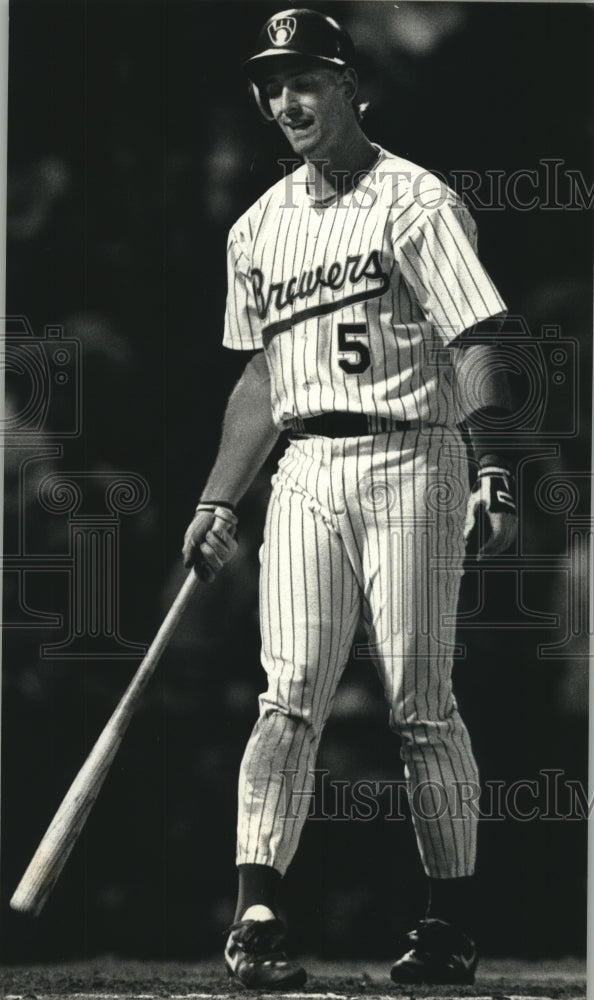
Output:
[{"xmin": 287, "ymin": 413, "xmax": 416, "ymax": 438}]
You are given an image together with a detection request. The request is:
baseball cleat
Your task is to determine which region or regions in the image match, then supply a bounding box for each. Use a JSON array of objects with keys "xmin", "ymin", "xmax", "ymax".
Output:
[
  {"xmin": 390, "ymin": 917, "xmax": 478, "ymax": 985},
  {"xmin": 224, "ymin": 918, "xmax": 307, "ymax": 989}
]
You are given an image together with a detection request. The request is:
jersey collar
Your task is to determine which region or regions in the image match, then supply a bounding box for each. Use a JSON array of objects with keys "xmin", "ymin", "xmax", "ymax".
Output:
[{"xmin": 302, "ymin": 143, "xmax": 387, "ymax": 208}]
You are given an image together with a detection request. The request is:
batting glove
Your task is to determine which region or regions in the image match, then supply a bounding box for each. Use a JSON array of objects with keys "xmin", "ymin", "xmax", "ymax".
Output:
[
  {"xmin": 182, "ymin": 502, "xmax": 239, "ymax": 582},
  {"xmin": 464, "ymin": 466, "xmax": 517, "ymax": 558}
]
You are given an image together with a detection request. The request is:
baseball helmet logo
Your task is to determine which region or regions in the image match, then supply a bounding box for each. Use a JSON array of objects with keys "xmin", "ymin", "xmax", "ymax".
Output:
[{"xmin": 267, "ymin": 15, "xmax": 297, "ymax": 46}]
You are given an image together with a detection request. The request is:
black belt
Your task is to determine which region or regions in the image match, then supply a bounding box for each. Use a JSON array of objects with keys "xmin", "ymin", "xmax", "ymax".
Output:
[{"xmin": 287, "ymin": 413, "xmax": 415, "ymax": 438}]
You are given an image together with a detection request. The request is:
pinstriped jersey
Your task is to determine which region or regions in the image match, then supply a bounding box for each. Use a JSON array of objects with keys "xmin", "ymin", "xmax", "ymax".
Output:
[{"xmin": 223, "ymin": 145, "xmax": 506, "ymax": 429}]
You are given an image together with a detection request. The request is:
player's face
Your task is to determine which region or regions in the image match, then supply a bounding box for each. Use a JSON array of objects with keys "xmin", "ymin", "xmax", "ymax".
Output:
[{"xmin": 263, "ymin": 62, "xmax": 350, "ymax": 157}]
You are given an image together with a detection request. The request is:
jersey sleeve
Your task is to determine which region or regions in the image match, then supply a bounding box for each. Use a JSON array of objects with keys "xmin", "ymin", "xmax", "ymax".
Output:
[
  {"xmin": 223, "ymin": 222, "xmax": 263, "ymax": 351},
  {"xmin": 395, "ymin": 195, "xmax": 506, "ymax": 344}
]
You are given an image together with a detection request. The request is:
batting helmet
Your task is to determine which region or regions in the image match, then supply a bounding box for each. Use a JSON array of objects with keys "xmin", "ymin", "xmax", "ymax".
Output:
[{"xmin": 243, "ymin": 8, "xmax": 356, "ymax": 121}]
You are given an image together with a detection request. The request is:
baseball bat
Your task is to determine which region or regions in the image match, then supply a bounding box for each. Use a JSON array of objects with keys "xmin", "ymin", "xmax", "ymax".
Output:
[{"xmin": 10, "ymin": 569, "xmax": 199, "ymax": 917}]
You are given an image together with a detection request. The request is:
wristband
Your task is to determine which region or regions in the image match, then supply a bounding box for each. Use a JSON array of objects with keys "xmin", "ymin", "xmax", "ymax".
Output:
[
  {"xmin": 476, "ymin": 462, "xmax": 513, "ymax": 479},
  {"xmin": 195, "ymin": 499, "xmax": 236, "ymax": 514},
  {"xmin": 472, "ymin": 465, "xmax": 516, "ymax": 514}
]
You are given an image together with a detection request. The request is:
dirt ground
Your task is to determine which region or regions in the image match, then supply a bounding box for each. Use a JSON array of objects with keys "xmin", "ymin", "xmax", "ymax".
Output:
[{"xmin": 0, "ymin": 957, "xmax": 587, "ymax": 999}]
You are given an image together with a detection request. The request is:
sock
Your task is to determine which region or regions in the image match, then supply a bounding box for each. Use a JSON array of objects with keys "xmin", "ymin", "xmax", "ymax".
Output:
[
  {"xmin": 426, "ymin": 876, "xmax": 475, "ymax": 935},
  {"xmin": 241, "ymin": 904, "xmax": 276, "ymax": 922},
  {"xmin": 234, "ymin": 863, "xmax": 281, "ymax": 922}
]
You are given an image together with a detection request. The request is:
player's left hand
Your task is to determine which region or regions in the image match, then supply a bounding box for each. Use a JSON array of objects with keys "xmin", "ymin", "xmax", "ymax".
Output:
[{"xmin": 464, "ymin": 465, "xmax": 517, "ymax": 558}]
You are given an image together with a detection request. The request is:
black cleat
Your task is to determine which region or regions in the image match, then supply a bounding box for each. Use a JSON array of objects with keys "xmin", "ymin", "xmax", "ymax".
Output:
[
  {"xmin": 390, "ymin": 917, "xmax": 478, "ymax": 985},
  {"xmin": 224, "ymin": 918, "xmax": 307, "ymax": 990}
]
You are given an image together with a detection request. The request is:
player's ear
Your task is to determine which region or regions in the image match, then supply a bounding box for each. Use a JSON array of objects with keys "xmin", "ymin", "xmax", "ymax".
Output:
[{"xmin": 342, "ymin": 67, "xmax": 358, "ymax": 103}]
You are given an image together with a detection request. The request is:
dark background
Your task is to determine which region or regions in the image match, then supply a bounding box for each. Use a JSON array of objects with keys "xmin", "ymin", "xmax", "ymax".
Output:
[{"xmin": 1, "ymin": 0, "xmax": 591, "ymax": 963}]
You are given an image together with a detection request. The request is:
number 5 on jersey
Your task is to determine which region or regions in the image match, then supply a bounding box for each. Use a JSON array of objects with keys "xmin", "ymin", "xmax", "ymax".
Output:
[{"xmin": 337, "ymin": 323, "xmax": 371, "ymax": 375}]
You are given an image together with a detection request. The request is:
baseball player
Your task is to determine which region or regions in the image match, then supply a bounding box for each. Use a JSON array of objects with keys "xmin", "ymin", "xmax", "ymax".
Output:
[{"xmin": 182, "ymin": 8, "xmax": 517, "ymax": 987}]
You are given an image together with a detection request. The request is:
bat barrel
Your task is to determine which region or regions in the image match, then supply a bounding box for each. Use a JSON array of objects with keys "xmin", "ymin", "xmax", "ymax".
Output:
[
  {"xmin": 10, "ymin": 732, "xmax": 120, "ymax": 915},
  {"xmin": 10, "ymin": 570, "xmax": 199, "ymax": 916}
]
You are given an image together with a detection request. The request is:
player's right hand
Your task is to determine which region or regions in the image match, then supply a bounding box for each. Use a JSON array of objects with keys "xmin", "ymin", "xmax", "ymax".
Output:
[{"xmin": 182, "ymin": 503, "xmax": 238, "ymax": 582}]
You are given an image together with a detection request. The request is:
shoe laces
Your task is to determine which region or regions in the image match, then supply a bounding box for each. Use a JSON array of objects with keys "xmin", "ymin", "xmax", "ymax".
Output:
[
  {"xmin": 403, "ymin": 918, "xmax": 473, "ymax": 958},
  {"xmin": 228, "ymin": 918, "xmax": 288, "ymax": 957}
]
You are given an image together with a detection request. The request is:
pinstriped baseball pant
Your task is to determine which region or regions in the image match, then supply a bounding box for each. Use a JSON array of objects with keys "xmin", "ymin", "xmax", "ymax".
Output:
[{"xmin": 237, "ymin": 428, "xmax": 479, "ymax": 879}]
